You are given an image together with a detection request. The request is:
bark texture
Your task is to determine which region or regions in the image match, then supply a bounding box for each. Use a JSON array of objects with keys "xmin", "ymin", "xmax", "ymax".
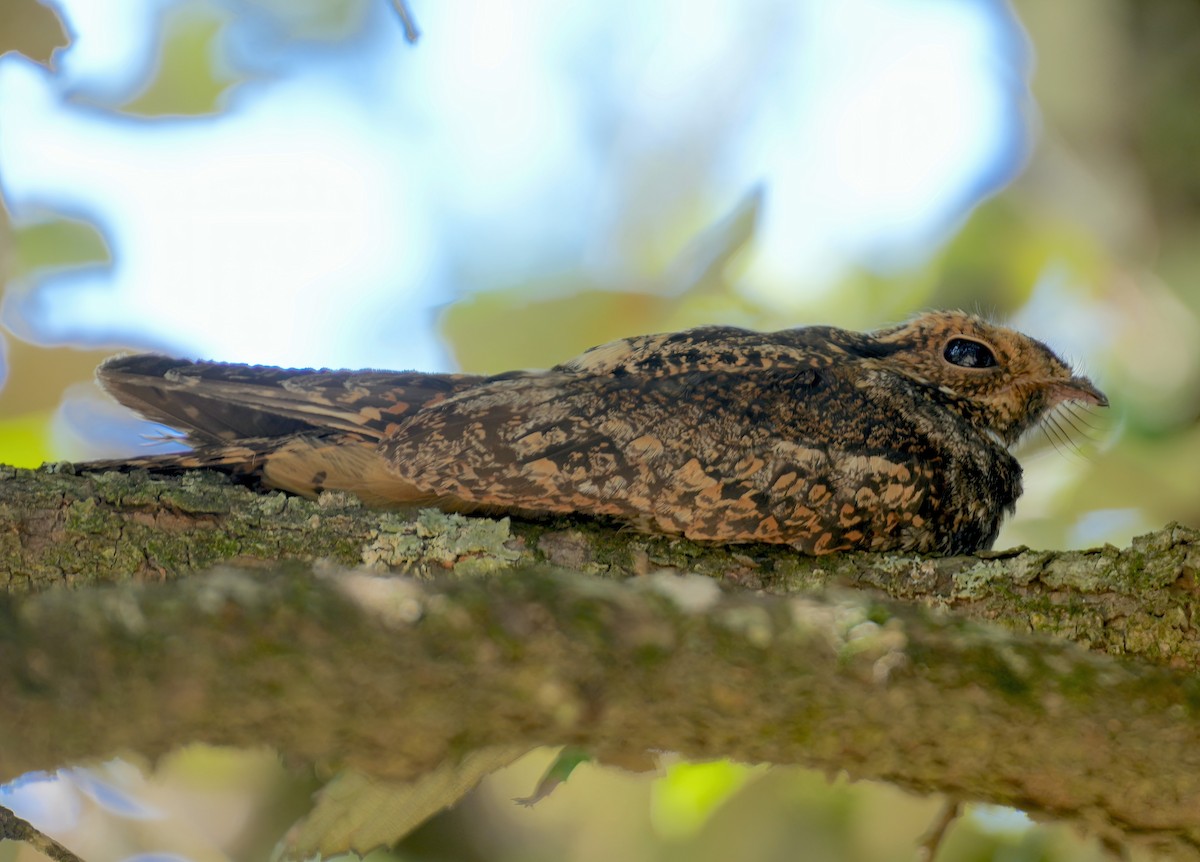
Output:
[
  {"xmin": 2, "ymin": 465, "xmax": 1200, "ymax": 856},
  {"xmin": 3, "ymin": 465, "xmax": 1198, "ymax": 666},
  {"xmin": 4, "ymin": 563, "xmax": 1200, "ymax": 856}
]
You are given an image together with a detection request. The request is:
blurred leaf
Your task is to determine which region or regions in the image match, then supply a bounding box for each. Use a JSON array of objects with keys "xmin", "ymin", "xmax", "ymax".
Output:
[
  {"xmin": 441, "ymin": 189, "xmax": 765, "ymax": 371},
  {"xmin": 1155, "ymin": 222, "xmax": 1200, "ymax": 319},
  {"xmin": 154, "ymin": 745, "xmax": 321, "ymax": 862},
  {"xmin": 1128, "ymin": 4, "xmax": 1200, "ymax": 223},
  {"xmin": 0, "ymin": 338, "xmax": 122, "ymax": 417},
  {"xmin": 0, "ymin": 200, "xmax": 15, "ymax": 289},
  {"xmin": 662, "ymin": 185, "xmax": 762, "ymax": 299},
  {"xmin": 120, "ymin": 1, "xmax": 240, "ymax": 117},
  {"xmin": 933, "ymin": 197, "xmax": 1108, "ymax": 313},
  {"xmin": 11, "ymin": 213, "xmax": 111, "ymax": 277},
  {"xmin": 0, "ymin": 0, "xmax": 70, "ymax": 69},
  {"xmin": 441, "ymin": 285, "xmax": 673, "ymax": 372},
  {"xmin": 1071, "ymin": 427, "xmax": 1200, "ymax": 533},
  {"xmin": 280, "ymin": 746, "xmax": 531, "ymax": 860},
  {"xmin": 818, "ymin": 265, "xmax": 940, "ymax": 331},
  {"xmin": 0, "ymin": 409, "xmax": 54, "ymax": 467},
  {"xmin": 1, "ymin": 211, "xmax": 116, "ymax": 443},
  {"xmin": 650, "ymin": 760, "xmax": 760, "ymax": 841}
]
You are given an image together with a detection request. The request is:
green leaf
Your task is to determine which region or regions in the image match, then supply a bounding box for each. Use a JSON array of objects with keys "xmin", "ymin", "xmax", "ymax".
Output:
[
  {"xmin": 12, "ymin": 213, "xmax": 111, "ymax": 277},
  {"xmin": 120, "ymin": 1, "xmax": 241, "ymax": 117},
  {"xmin": 513, "ymin": 746, "xmax": 592, "ymax": 806},
  {"xmin": 0, "ymin": 410, "xmax": 54, "ymax": 468},
  {"xmin": 650, "ymin": 760, "xmax": 762, "ymax": 840},
  {"xmin": 278, "ymin": 746, "xmax": 532, "ymax": 860}
]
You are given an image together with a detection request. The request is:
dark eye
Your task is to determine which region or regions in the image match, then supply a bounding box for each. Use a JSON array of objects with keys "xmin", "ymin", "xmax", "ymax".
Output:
[{"xmin": 944, "ymin": 338, "xmax": 997, "ymax": 369}]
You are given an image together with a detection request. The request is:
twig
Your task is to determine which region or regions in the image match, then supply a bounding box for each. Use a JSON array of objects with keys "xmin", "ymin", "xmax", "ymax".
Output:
[
  {"xmin": 389, "ymin": 0, "xmax": 420, "ymax": 43},
  {"xmin": 0, "ymin": 804, "xmax": 88, "ymax": 862},
  {"xmin": 915, "ymin": 799, "xmax": 961, "ymax": 862}
]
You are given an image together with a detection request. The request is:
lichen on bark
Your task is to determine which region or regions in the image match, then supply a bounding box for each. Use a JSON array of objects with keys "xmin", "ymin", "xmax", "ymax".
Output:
[
  {"xmin": 3, "ymin": 465, "xmax": 1199, "ymax": 666},
  {"xmin": 3, "ymin": 463, "xmax": 1200, "ymax": 856}
]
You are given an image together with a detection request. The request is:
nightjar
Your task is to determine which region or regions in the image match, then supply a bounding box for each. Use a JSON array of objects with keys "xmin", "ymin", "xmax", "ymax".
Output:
[{"xmin": 90, "ymin": 311, "xmax": 1106, "ymax": 555}]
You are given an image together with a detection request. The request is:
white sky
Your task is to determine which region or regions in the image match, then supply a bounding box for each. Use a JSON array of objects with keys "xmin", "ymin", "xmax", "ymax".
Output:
[{"xmin": 0, "ymin": 0, "xmax": 1029, "ymax": 372}]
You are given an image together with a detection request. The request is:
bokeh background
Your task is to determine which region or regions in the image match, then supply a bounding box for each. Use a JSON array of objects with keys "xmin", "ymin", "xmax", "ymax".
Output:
[{"xmin": 0, "ymin": 1, "xmax": 1197, "ymax": 860}]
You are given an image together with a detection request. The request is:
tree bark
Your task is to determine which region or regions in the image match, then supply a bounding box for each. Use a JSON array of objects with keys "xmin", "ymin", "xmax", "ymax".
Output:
[
  {"xmin": 3, "ymin": 465, "xmax": 1197, "ymax": 667},
  {"xmin": 2, "ymin": 464, "xmax": 1200, "ymax": 856}
]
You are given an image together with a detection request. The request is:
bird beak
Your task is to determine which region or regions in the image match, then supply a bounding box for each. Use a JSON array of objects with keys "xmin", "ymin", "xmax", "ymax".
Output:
[{"xmin": 1051, "ymin": 375, "xmax": 1108, "ymax": 408}]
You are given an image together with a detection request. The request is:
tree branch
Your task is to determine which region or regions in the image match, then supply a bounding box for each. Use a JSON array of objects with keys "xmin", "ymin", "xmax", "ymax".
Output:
[
  {"xmin": 3, "ymin": 465, "xmax": 1197, "ymax": 667},
  {"xmin": 3, "ymin": 562, "xmax": 1200, "ymax": 856},
  {"xmin": 4, "ymin": 464, "xmax": 1200, "ymax": 855}
]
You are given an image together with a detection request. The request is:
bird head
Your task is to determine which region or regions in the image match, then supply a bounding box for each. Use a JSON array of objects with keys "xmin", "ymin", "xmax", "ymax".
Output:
[{"xmin": 868, "ymin": 310, "xmax": 1107, "ymax": 447}]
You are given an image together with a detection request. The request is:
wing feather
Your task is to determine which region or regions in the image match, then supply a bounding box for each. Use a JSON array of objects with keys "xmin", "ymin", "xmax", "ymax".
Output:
[
  {"xmin": 381, "ymin": 364, "xmax": 944, "ymax": 551},
  {"xmin": 97, "ymin": 354, "xmax": 483, "ymax": 443},
  {"xmin": 557, "ymin": 325, "xmax": 843, "ymax": 376}
]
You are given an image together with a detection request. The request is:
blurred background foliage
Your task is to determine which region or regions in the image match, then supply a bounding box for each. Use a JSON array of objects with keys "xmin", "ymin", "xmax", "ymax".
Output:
[{"xmin": 0, "ymin": 0, "xmax": 1197, "ymax": 860}]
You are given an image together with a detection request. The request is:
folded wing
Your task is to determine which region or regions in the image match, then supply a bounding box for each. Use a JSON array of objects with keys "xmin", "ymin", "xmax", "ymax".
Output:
[{"xmin": 381, "ymin": 363, "xmax": 944, "ymax": 552}]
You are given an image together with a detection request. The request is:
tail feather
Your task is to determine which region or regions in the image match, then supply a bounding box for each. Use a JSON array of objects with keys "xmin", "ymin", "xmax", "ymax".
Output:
[
  {"xmin": 81, "ymin": 437, "xmax": 277, "ymax": 478},
  {"xmin": 96, "ymin": 354, "xmax": 483, "ymax": 445},
  {"xmin": 88, "ymin": 354, "xmax": 488, "ymax": 503}
]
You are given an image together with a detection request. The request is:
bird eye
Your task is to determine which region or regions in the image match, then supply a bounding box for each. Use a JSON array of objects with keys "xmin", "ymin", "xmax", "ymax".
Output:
[{"xmin": 943, "ymin": 338, "xmax": 997, "ymax": 369}]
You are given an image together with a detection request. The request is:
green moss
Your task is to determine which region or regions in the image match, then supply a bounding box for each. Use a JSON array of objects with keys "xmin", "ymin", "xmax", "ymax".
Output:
[
  {"xmin": 158, "ymin": 476, "xmax": 240, "ymax": 514},
  {"xmin": 864, "ymin": 604, "xmax": 892, "ymax": 626},
  {"xmin": 1121, "ymin": 609, "xmax": 1189, "ymax": 662},
  {"xmin": 64, "ymin": 498, "xmax": 121, "ymax": 537},
  {"xmin": 767, "ymin": 556, "xmax": 831, "ymax": 592},
  {"xmin": 1181, "ymin": 677, "xmax": 1200, "ymax": 714},
  {"xmin": 951, "ymin": 557, "xmax": 1042, "ymax": 599},
  {"xmin": 965, "ymin": 644, "xmax": 1034, "ymax": 700},
  {"xmin": 1056, "ymin": 661, "xmax": 1098, "ymax": 699},
  {"xmin": 151, "ymin": 531, "xmax": 244, "ymax": 571}
]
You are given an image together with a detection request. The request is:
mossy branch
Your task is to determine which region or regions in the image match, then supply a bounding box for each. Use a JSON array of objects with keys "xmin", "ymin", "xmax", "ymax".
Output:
[
  {"xmin": 3, "ymin": 465, "xmax": 1200, "ymax": 855},
  {"xmin": 3, "ymin": 464, "xmax": 1198, "ymax": 666},
  {"xmin": 2, "ymin": 561, "xmax": 1200, "ymax": 855}
]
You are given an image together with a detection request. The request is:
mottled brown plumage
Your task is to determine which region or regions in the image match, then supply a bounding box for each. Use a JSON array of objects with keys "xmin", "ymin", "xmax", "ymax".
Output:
[{"xmin": 90, "ymin": 311, "xmax": 1107, "ymax": 554}]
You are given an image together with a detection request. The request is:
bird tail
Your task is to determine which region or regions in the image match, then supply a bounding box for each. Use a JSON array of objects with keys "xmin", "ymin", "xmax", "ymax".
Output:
[
  {"xmin": 95, "ymin": 354, "xmax": 483, "ymax": 446},
  {"xmin": 83, "ymin": 354, "xmax": 484, "ymax": 504},
  {"xmin": 80, "ymin": 438, "xmax": 277, "ymax": 479}
]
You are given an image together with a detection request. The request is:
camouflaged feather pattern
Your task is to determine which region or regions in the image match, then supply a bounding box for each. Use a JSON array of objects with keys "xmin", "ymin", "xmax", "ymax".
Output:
[{"xmin": 93, "ymin": 311, "xmax": 1106, "ymax": 555}]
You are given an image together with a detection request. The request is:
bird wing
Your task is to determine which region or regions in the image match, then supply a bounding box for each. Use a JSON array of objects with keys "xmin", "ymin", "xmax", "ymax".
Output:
[
  {"xmin": 556, "ymin": 324, "xmax": 848, "ymax": 377},
  {"xmin": 382, "ymin": 361, "xmax": 944, "ymax": 552}
]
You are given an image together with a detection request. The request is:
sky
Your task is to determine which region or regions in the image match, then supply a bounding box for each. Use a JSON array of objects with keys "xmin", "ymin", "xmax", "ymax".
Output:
[{"xmin": 0, "ymin": 0, "xmax": 1031, "ymax": 373}]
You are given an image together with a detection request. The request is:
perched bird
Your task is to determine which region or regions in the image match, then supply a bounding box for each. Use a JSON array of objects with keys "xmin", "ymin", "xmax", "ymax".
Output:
[{"xmin": 90, "ymin": 310, "xmax": 1106, "ymax": 555}]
